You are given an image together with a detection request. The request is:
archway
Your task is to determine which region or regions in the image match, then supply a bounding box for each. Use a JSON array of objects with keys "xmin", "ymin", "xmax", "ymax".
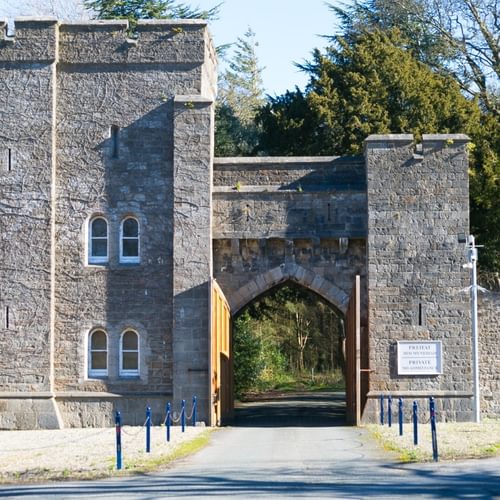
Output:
[
  {"xmin": 211, "ymin": 267, "xmax": 362, "ymax": 427},
  {"xmin": 232, "ymin": 280, "xmax": 347, "ymax": 427}
]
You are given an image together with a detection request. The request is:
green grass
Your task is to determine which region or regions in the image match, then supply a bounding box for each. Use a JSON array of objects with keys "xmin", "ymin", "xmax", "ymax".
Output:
[{"xmin": 243, "ymin": 370, "xmax": 345, "ymax": 399}]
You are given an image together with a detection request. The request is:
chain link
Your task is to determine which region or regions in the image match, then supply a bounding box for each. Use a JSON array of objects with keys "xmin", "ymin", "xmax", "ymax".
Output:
[
  {"xmin": 0, "ymin": 427, "xmax": 111, "ymax": 453},
  {"xmin": 121, "ymin": 417, "xmax": 149, "ymax": 436}
]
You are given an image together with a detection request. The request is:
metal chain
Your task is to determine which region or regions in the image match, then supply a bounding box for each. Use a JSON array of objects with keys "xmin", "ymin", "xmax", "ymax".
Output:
[
  {"xmin": 0, "ymin": 427, "xmax": 111, "ymax": 452},
  {"xmin": 186, "ymin": 405, "xmax": 195, "ymax": 422},
  {"xmin": 121, "ymin": 417, "xmax": 149, "ymax": 436}
]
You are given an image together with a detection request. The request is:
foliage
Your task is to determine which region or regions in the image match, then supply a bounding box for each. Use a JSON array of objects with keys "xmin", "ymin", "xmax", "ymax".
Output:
[
  {"xmin": 232, "ymin": 285, "xmax": 345, "ymax": 397},
  {"xmin": 215, "ymin": 28, "xmax": 265, "ymax": 156},
  {"xmin": 84, "ymin": 0, "xmax": 220, "ymax": 28},
  {"xmin": 257, "ymin": 29, "xmax": 480, "ymax": 156},
  {"xmin": 232, "ymin": 311, "xmax": 263, "ymax": 398}
]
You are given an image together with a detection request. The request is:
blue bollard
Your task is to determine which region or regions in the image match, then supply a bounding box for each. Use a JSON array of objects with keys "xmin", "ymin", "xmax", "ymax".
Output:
[
  {"xmin": 146, "ymin": 406, "xmax": 151, "ymax": 453},
  {"xmin": 430, "ymin": 397, "xmax": 439, "ymax": 462},
  {"xmin": 380, "ymin": 394, "xmax": 384, "ymax": 425},
  {"xmin": 388, "ymin": 395, "xmax": 392, "ymax": 428},
  {"xmin": 181, "ymin": 399, "xmax": 186, "ymax": 433},
  {"xmin": 413, "ymin": 400, "xmax": 418, "ymax": 445},
  {"xmin": 398, "ymin": 398, "xmax": 403, "ymax": 436},
  {"xmin": 166, "ymin": 402, "xmax": 171, "ymax": 442},
  {"xmin": 115, "ymin": 411, "xmax": 122, "ymax": 470},
  {"xmin": 192, "ymin": 396, "xmax": 197, "ymax": 427}
]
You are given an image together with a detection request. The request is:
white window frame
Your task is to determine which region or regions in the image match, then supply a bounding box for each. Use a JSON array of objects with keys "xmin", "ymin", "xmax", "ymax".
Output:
[
  {"xmin": 120, "ymin": 329, "xmax": 140, "ymax": 377},
  {"xmin": 120, "ymin": 217, "xmax": 140, "ymax": 264},
  {"xmin": 88, "ymin": 216, "xmax": 109, "ymax": 265},
  {"xmin": 88, "ymin": 329, "xmax": 108, "ymax": 378}
]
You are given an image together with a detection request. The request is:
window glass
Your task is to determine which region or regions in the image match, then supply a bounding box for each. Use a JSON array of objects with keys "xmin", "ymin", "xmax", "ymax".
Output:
[
  {"xmin": 89, "ymin": 330, "xmax": 107, "ymax": 376},
  {"xmin": 120, "ymin": 330, "xmax": 139, "ymax": 375},
  {"xmin": 89, "ymin": 217, "xmax": 108, "ymax": 263},
  {"xmin": 120, "ymin": 217, "xmax": 139, "ymax": 263}
]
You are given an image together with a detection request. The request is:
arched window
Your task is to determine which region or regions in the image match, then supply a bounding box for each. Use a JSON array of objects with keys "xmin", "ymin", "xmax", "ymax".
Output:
[
  {"xmin": 89, "ymin": 329, "xmax": 108, "ymax": 377},
  {"xmin": 89, "ymin": 217, "xmax": 108, "ymax": 264},
  {"xmin": 120, "ymin": 330, "xmax": 139, "ymax": 376},
  {"xmin": 120, "ymin": 217, "xmax": 140, "ymax": 263}
]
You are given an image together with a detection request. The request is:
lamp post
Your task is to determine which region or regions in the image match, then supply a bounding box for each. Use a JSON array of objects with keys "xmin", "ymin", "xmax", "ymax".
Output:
[{"xmin": 459, "ymin": 234, "xmax": 480, "ymax": 423}]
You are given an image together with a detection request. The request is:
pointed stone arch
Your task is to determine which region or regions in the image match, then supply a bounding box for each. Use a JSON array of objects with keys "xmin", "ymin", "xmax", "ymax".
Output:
[{"xmin": 229, "ymin": 263, "xmax": 350, "ymax": 315}]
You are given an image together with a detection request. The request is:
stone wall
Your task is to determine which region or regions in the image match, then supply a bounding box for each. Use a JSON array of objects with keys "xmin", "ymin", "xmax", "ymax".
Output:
[
  {"xmin": 478, "ymin": 292, "xmax": 500, "ymax": 417},
  {"xmin": 0, "ymin": 19, "xmax": 59, "ymax": 428},
  {"xmin": 0, "ymin": 18, "xmax": 216, "ymax": 428},
  {"xmin": 364, "ymin": 134, "xmax": 473, "ymax": 422},
  {"xmin": 212, "ymin": 156, "xmax": 368, "ymax": 313}
]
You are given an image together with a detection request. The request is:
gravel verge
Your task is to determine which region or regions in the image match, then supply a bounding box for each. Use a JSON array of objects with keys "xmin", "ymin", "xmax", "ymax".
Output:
[
  {"xmin": 0, "ymin": 425, "xmax": 210, "ymax": 484},
  {"xmin": 368, "ymin": 419, "xmax": 500, "ymax": 462}
]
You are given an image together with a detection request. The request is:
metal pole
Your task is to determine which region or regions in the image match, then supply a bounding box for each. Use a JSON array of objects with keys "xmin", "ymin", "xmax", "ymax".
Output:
[
  {"xmin": 192, "ymin": 396, "xmax": 197, "ymax": 427},
  {"xmin": 380, "ymin": 394, "xmax": 384, "ymax": 425},
  {"xmin": 166, "ymin": 402, "xmax": 171, "ymax": 442},
  {"xmin": 430, "ymin": 397, "xmax": 439, "ymax": 462},
  {"xmin": 398, "ymin": 398, "xmax": 403, "ymax": 436},
  {"xmin": 469, "ymin": 236, "xmax": 480, "ymax": 423},
  {"xmin": 146, "ymin": 406, "xmax": 151, "ymax": 453},
  {"xmin": 181, "ymin": 399, "xmax": 186, "ymax": 433},
  {"xmin": 388, "ymin": 395, "xmax": 392, "ymax": 428},
  {"xmin": 115, "ymin": 411, "xmax": 122, "ymax": 470},
  {"xmin": 412, "ymin": 400, "xmax": 418, "ymax": 445}
]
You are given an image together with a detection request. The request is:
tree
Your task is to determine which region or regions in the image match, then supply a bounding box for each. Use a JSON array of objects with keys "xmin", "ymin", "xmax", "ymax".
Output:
[
  {"xmin": 84, "ymin": 0, "xmax": 220, "ymax": 27},
  {"xmin": 232, "ymin": 312, "xmax": 263, "ymax": 398},
  {"xmin": 412, "ymin": 0, "xmax": 499, "ymax": 116},
  {"xmin": 327, "ymin": 0, "xmax": 452, "ymax": 67},
  {"xmin": 215, "ymin": 28, "xmax": 265, "ymax": 156},
  {"xmin": 257, "ymin": 29, "xmax": 480, "ymax": 156},
  {"xmin": 328, "ymin": 0, "xmax": 499, "ymax": 115}
]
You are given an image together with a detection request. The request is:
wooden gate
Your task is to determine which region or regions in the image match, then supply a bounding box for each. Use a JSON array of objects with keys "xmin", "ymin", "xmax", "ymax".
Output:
[
  {"xmin": 210, "ymin": 279, "xmax": 232, "ymax": 426},
  {"xmin": 345, "ymin": 275, "xmax": 361, "ymax": 424}
]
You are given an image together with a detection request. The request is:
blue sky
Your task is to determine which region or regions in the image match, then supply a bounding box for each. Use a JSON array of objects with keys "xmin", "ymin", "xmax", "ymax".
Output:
[{"xmin": 195, "ymin": 0, "xmax": 345, "ymax": 96}]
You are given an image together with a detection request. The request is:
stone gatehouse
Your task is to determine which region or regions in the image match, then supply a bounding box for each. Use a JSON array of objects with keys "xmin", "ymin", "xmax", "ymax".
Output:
[{"xmin": 0, "ymin": 18, "xmax": 498, "ymax": 429}]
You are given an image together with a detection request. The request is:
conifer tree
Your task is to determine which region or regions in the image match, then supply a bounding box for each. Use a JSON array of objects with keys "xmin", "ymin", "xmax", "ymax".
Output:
[{"xmin": 215, "ymin": 28, "xmax": 265, "ymax": 156}]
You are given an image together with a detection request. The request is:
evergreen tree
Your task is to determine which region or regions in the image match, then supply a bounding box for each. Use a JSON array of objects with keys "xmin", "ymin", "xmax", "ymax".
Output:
[
  {"xmin": 84, "ymin": 0, "xmax": 220, "ymax": 27},
  {"xmin": 215, "ymin": 28, "xmax": 265, "ymax": 156},
  {"xmin": 257, "ymin": 30, "xmax": 480, "ymax": 156}
]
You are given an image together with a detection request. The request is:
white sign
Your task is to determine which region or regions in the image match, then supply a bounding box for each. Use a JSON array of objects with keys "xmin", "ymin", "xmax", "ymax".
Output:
[{"xmin": 397, "ymin": 341, "xmax": 442, "ymax": 375}]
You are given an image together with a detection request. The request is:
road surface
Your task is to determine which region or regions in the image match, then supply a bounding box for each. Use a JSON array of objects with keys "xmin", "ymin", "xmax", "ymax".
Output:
[{"xmin": 1, "ymin": 392, "xmax": 499, "ymax": 498}]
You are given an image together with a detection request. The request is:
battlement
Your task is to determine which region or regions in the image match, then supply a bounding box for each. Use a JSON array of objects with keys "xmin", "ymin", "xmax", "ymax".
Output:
[
  {"xmin": 364, "ymin": 133, "xmax": 470, "ymax": 156},
  {"xmin": 0, "ymin": 18, "xmax": 213, "ymax": 66},
  {"xmin": 0, "ymin": 17, "xmax": 58, "ymax": 62}
]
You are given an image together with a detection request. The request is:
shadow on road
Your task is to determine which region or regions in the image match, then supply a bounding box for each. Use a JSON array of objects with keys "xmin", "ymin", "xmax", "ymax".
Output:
[{"xmin": 229, "ymin": 391, "xmax": 347, "ymax": 427}]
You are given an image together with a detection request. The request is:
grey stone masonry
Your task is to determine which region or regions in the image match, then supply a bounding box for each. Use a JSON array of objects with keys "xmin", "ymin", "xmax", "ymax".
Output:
[
  {"xmin": 364, "ymin": 134, "xmax": 473, "ymax": 422},
  {"xmin": 1, "ymin": 19, "xmax": 498, "ymax": 428},
  {"xmin": 172, "ymin": 95, "xmax": 214, "ymax": 424},
  {"xmin": 0, "ymin": 18, "xmax": 216, "ymax": 429},
  {"xmin": 478, "ymin": 292, "xmax": 500, "ymax": 417}
]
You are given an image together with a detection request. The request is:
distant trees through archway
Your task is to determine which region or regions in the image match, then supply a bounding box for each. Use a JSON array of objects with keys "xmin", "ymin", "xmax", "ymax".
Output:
[{"xmin": 232, "ymin": 282, "xmax": 346, "ymax": 399}]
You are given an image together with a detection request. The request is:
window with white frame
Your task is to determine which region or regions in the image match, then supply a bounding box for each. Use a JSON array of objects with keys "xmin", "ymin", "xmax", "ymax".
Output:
[
  {"xmin": 89, "ymin": 329, "xmax": 108, "ymax": 377},
  {"xmin": 89, "ymin": 216, "xmax": 108, "ymax": 264},
  {"xmin": 120, "ymin": 217, "xmax": 140, "ymax": 263},
  {"xmin": 120, "ymin": 329, "xmax": 139, "ymax": 376}
]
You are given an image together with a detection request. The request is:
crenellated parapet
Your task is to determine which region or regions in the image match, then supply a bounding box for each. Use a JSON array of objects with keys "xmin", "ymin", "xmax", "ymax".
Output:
[
  {"xmin": 59, "ymin": 19, "xmax": 209, "ymax": 65},
  {"xmin": 0, "ymin": 17, "xmax": 58, "ymax": 62},
  {"xmin": 0, "ymin": 18, "xmax": 214, "ymax": 67}
]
